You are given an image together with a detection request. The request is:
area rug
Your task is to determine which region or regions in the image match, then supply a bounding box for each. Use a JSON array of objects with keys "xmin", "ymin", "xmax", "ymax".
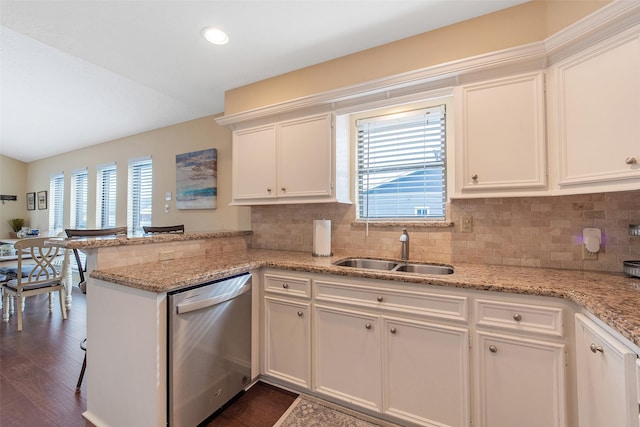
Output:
[{"xmin": 274, "ymin": 395, "xmax": 398, "ymax": 427}]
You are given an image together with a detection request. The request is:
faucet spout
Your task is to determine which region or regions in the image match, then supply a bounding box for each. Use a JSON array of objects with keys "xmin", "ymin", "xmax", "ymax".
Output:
[{"xmin": 399, "ymin": 229, "xmax": 409, "ymax": 262}]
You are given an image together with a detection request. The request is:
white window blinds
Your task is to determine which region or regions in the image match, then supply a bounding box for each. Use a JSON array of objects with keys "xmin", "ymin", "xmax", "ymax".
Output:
[
  {"xmin": 70, "ymin": 169, "xmax": 88, "ymax": 229},
  {"xmin": 128, "ymin": 158, "xmax": 152, "ymax": 235},
  {"xmin": 49, "ymin": 173, "xmax": 64, "ymax": 235},
  {"xmin": 356, "ymin": 105, "xmax": 446, "ymax": 220},
  {"xmin": 97, "ymin": 164, "xmax": 117, "ymax": 228}
]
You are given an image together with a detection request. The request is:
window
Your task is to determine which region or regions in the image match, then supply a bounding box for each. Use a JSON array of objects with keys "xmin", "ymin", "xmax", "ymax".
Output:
[
  {"xmin": 128, "ymin": 157, "xmax": 152, "ymax": 235},
  {"xmin": 97, "ymin": 164, "xmax": 117, "ymax": 228},
  {"xmin": 70, "ymin": 169, "xmax": 88, "ymax": 229},
  {"xmin": 356, "ymin": 104, "xmax": 447, "ymax": 220},
  {"xmin": 49, "ymin": 173, "xmax": 64, "ymax": 235}
]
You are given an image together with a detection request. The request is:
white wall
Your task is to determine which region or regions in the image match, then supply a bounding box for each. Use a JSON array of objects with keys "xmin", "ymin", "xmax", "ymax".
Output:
[{"xmin": 24, "ymin": 115, "xmax": 251, "ymax": 234}]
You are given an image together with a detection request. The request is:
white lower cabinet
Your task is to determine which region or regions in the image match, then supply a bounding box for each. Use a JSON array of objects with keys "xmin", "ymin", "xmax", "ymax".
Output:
[
  {"xmin": 474, "ymin": 331, "xmax": 566, "ymax": 427},
  {"xmin": 575, "ymin": 314, "xmax": 639, "ymax": 427},
  {"xmin": 383, "ymin": 317, "xmax": 469, "ymax": 427},
  {"xmin": 314, "ymin": 304, "xmax": 382, "ymax": 411}
]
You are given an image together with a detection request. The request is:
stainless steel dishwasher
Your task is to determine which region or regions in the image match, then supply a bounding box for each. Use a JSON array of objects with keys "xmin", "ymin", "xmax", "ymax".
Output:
[{"xmin": 167, "ymin": 272, "xmax": 252, "ymax": 427}]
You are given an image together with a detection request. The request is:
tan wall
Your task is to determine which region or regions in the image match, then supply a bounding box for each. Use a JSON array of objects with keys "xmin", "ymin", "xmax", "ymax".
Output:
[
  {"xmin": 25, "ymin": 115, "xmax": 251, "ymax": 234},
  {"xmin": 224, "ymin": 0, "xmax": 611, "ymax": 114},
  {"xmin": 0, "ymin": 155, "xmax": 28, "ymax": 237}
]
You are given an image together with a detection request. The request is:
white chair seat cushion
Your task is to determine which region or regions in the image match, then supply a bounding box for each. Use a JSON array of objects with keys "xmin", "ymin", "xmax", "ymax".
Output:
[{"xmin": 5, "ymin": 278, "xmax": 61, "ymax": 291}]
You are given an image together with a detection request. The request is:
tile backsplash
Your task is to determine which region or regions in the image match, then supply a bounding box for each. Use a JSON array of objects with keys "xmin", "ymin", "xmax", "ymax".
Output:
[{"xmin": 250, "ymin": 190, "xmax": 640, "ymax": 273}]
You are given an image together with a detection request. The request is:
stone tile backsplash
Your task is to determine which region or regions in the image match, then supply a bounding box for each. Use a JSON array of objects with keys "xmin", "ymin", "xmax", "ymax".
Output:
[{"xmin": 250, "ymin": 190, "xmax": 640, "ymax": 273}]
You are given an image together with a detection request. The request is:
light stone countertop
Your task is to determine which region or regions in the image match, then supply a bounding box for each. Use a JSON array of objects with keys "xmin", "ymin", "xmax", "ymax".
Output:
[{"xmin": 89, "ymin": 248, "xmax": 640, "ymax": 348}]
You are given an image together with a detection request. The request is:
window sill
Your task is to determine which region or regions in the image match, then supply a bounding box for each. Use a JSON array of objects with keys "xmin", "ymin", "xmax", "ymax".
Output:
[{"xmin": 351, "ymin": 220, "xmax": 453, "ymax": 229}]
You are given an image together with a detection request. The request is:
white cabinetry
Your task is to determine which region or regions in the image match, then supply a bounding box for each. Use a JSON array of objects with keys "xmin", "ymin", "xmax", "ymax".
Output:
[
  {"xmin": 232, "ymin": 113, "xmax": 350, "ymax": 205},
  {"xmin": 314, "ymin": 277, "xmax": 470, "ymax": 427},
  {"xmin": 473, "ymin": 298, "xmax": 567, "ymax": 427},
  {"xmin": 575, "ymin": 313, "xmax": 639, "ymax": 427},
  {"xmin": 262, "ymin": 272, "xmax": 311, "ymax": 388},
  {"xmin": 454, "ymin": 72, "xmax": 547, "ymax": 197},
  {"xmin": 548, "ymin": 25, "xmax": 640, "ymax": 194}
]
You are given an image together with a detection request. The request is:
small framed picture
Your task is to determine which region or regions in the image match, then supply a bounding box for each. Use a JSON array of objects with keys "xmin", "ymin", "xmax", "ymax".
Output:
[
  {"xmin": 37, "ymin": 191, "xmax": 47, "ymax": 210},
  {"xmin": 27, "ymin": 192, "xmax": 36, "ymax": 210}
]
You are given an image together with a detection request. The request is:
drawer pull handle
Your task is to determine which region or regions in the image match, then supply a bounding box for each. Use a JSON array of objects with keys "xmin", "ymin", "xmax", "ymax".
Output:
[
  {"xmin": 377, "ymin": 296, "xmax": 383, "ymax": 302},
  {"xmin": 625, "ymin": 157, "xmax": 638, "ymax": 165},
  {"xmin": 390, "ymin": 327, "xmax": 397, "ymax": 334},
  {"xmin": 365, "ymin": 323, "xmax": 372, "ymax": 330},
  {"xmin": 282, "ymin": 283, "xmax": 289, "ymax": 289},
  {"xmin": 590, "ymin": 343, "xmax": 604, "ymax": 354},
  {"xmin": 513, "ymin": 313, "xmax": 522, "ymax": 321},
  {"xmin": 297, "ymin": 311, "xmax": 303, "ymax": 317},
  {"xmin": 489, "ymin": 345, "xmax": 498, "ymax": 353}
]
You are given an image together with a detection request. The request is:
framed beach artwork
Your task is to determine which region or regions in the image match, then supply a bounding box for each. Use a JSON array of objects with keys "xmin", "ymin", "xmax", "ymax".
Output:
[
  {"xmin": 37, "ymin": 191, "xmax": 47, "ymax": 210},
  {"xmin": 176, "ymin": 148, "xmax": 217, "ymax": 209}
]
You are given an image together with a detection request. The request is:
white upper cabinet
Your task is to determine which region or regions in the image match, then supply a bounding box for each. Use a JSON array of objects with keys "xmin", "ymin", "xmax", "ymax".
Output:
[
  {"xmin": 548, "ymin": 24, "xmax": 640, "ymax": 194},
  {"xmin": 231, "ymin": 112, "xmax": 351, "ymax": 205},
  {"xmin": 454, "ymin": 72, "xmax": 547, "ymax": 198}
]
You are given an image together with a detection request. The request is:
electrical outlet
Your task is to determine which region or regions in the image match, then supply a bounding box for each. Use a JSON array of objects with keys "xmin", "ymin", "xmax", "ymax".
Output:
[
  {"xmin": 582, "ymin": 246, "xmax": 598, "ymax": 261},
  {"xmin": 461, "ymin": 215, "xmax": 473, "ymax": 233},
  {"xmin": 159, "ymin": 251, "xmax": 175, "ymax": 261}
]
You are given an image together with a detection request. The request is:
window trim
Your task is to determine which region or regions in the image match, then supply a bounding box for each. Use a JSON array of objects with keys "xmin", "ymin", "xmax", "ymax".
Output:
[{"xmin": 350, "ymin": 97, "xmax": 453, "ymax": 224}]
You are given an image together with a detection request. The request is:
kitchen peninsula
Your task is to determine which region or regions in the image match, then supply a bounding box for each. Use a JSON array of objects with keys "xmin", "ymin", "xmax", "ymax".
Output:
[{"xmin": 49, "ymin": 233, "xmax": 640, "ymax": 427}]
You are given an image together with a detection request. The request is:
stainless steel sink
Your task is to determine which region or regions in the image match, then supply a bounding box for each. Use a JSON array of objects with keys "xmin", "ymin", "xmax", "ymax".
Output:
[
  {"xmin": 394, "ymin": 263, "xmax": 453, "ymax": 275},
  {"xmin": 333, "ymin": 258, "xmax": 453, "ymax": 275},
  {"xmin": 333, "ymin": 258, "xmax": 398, "ymax": 271}
]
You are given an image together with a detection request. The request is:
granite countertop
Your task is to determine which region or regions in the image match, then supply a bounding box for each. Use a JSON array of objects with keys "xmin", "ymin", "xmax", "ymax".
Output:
[
  {"xmin": 45, "ymin": 230, "xmax": 252, "ymax": 249},
  {"xmin": 90, "ymin": 248, "xmax": 640, "ymax": 348}
]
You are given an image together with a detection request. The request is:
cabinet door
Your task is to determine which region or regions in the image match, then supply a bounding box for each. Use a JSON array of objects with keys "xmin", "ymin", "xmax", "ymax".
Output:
[
  {"xmin": 474, "ymin": 331, "xmax": 566, "ymax": 427},
  {"xmin": 314, "ymin": 304, "xmax": 381, "ymax": 412},
  {"xmin": 232, "ymin": 124, "xmax": 277, "ymax": 200},
  {"xmin": 264, "ymin": 297, "xmax": 311, "ymax": 388},
  {"xmin": 575, "ymin": 314, "xmax": 638, "ymax": 427},
  {"xmin": 277, "ymin": 113, "xmax": 333, "ymax": 198},
  {"xmin": 383, "ymin": 317, "xmax": 470, "ymax": 427},
  {"xmin": 551, "ymin": 25, "xmax": 640, "ymax": 191},
  {"xmin": 455, "ymin": 72, "xmax": 547, "ymax": 196}
]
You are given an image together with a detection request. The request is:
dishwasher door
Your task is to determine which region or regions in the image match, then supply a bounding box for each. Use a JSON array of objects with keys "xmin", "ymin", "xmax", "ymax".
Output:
[{"xmin": 168, "ymin": 272, "xmax": 252, "ymax": 427}]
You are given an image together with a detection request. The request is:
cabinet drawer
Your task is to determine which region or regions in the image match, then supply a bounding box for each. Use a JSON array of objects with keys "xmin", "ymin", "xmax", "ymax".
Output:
[
  {"xmin": 315, "ymin": 280, "xmax": 468, "ymax": 323},
  {"xmin": 475, "ymin": 299, "xmax": 563, "ymax": 337},
  {"xmin": 264, "ymin": 273, "xmax": 311, "ymax": 298}
]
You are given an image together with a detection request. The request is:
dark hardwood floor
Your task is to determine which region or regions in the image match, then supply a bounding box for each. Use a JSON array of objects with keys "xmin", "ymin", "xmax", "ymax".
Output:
[{"xmin": 0, "ymin": 284, "xmax": 297, "ymax": 427}]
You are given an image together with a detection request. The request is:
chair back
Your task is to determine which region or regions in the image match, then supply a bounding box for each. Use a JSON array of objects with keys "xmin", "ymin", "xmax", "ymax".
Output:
[
  {"xmin": 142, "ymin": 225, "xmax": 184, "ymax": 234},
  {"xmin": 65, "ymin": 227, "xmax": 127, "ymax": 238},
  {"xmin": 13, "ymin": 237, "xmax": 68, "ymax": 291}
]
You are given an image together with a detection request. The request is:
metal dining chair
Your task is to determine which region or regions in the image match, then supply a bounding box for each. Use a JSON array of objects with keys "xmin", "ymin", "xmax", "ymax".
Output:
[
  {"xmin": 64, "ymin": 227, "xmax": 127, "ymax": 393},
  {"xmin": 142, "ymin": 224, "xmax": 184, "ymax": 234}
]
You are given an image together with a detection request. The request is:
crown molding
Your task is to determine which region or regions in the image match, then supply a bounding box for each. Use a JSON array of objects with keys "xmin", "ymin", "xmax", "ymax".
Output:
[{"xmin": 216, "ymin": 0, "xmax": 638, "ymax": 127}]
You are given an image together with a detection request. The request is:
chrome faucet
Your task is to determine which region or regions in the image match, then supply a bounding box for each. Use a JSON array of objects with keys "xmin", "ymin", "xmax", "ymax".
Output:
[{"xmin": 400, "ymin": 229, "xmax": 409, "ymax": 262}]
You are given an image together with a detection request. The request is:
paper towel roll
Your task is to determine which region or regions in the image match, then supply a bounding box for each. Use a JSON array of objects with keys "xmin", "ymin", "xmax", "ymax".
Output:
[{"xmin": 313, "ymin": 219, "xmax": 332, "ymax": 257}]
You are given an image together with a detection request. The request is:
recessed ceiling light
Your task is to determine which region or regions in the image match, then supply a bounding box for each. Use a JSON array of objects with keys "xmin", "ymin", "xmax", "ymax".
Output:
[{"xmin": 202, "ymin": 27, "xmax": 229, "ymax": 45}]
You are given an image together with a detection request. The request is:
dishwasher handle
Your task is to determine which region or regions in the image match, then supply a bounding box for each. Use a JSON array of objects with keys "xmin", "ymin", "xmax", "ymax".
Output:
[{"xmin": 176, "ymin": 282, "xmax": 250, "ymax": 315}]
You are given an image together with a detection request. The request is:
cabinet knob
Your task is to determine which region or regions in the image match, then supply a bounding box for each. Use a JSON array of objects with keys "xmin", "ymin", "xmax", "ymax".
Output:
[
  {"xmin": 281, "ymin": 187, "xmax": 286, "ymax": 192},
  {"xmin": 282, "ymin": 283, "xmax": 289, "ymax": 289},
  {"xmin": 365, "ymin": 323, "xmax": 372, "ymax": 329},
  {"xmin": 376, "ymin": 296, "xmax": 383, "ymax": 302},
  {"xmin": 513, "ymin": 313, "xmax": 522, "ymax": 321},
  {"xmin": 625, "ymin": 157, "xmax": 638, "ymax": 165},
  {"xmin": 390, "ymin": 327, "xmax": 397, "ymax": 334},
  {"xmin": 471, "ymin": 174, "xmax": 479, "ymax": 181},
  {"xmin": 590, "ymin": 343, "xmax": 604, "ymax": 354},
  {"xmin": 297, "ymin": 311, "xmax": 303, "ymax": 317},
  {"xmin": 267, "ymin": 187, "xmax": 272, "ymax": 193},
  {"xmin": 489, "ymin": 345, "xmax": 498, "ymax": 353}
]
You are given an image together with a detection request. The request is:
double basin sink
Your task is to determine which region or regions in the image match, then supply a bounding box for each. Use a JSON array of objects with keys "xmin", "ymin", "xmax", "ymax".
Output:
[{"xmin": 334, "ymin": 258, "xmax": 453, "ymax": 275}]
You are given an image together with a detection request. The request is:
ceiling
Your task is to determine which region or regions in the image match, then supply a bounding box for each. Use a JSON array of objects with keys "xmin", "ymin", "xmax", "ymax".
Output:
[{"xmin": 0, "ymin": 0, "xmax": 527, "ymax": 163}]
